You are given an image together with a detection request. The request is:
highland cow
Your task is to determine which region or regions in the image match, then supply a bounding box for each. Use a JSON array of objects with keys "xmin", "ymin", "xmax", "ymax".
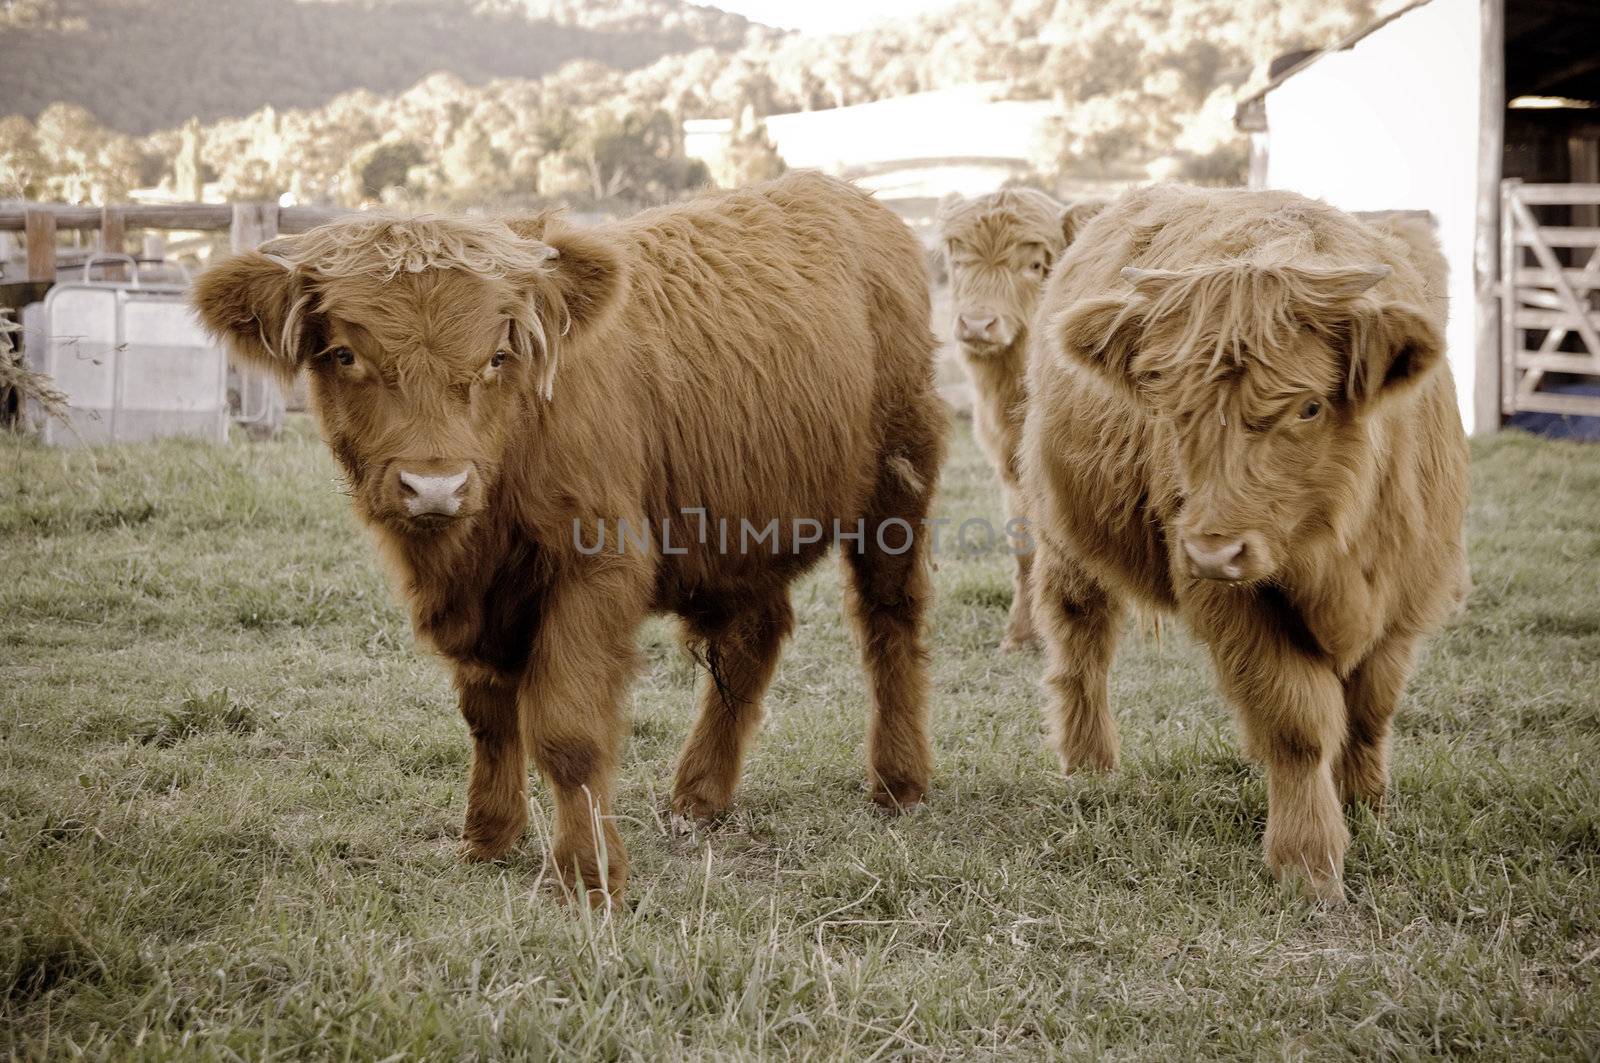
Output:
[
  {"xmin": 1022, "ymin": 186, "xmax": 1469, "ymax": 902},
  {"xmin": 194, "ymin": 173, "xmax": 946, "ymax": 903},
  {"xmin": 936, "ymin": 189, "xmax": 1103, "ymax": 650}
]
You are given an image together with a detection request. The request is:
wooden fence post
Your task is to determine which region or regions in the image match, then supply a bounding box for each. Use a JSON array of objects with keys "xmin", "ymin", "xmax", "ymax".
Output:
[
  {"xmin": 1472, "ymin": 0, "xmax": 1505, "ymax": 434},
  {"xmin": 229, "ymin": 202, "xmax": 286, "ymax": 437},
  {"xmin": 24, "ymin": 209, "xmax": 56, "ymax": 283},
  {"xmin": 230, "ymin": 202, "xmax": 279, "ymax": 253},
  {"xmin": 100, "ymin": 206, "xmax": 126, "ymax": 281}
]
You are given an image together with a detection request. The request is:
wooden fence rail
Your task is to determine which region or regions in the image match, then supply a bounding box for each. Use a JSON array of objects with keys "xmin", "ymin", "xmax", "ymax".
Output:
[
  {"xmin": 0, "ymin": 202, "xmax": 352, "ymax": 283},
  {"xmin": 0, "ymin": 202, "xmax": 349, "ymax": 234}
]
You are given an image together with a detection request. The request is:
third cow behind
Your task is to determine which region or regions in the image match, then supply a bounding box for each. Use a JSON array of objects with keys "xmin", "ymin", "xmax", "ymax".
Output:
[{"xmin": 936, "ymin": 188, "xmax": 1104, "ymax": 651}]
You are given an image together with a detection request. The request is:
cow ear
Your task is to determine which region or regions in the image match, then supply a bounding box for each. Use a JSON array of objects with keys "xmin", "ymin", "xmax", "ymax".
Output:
[
  {"xmin": 503, "ymin": 209, "xmax": 565, "ymax": 243},
  {"xmin": 933, "ymin": 193, "xmax": 965, "ymax": 246},
  {"xmin": 1053, "ymin": 294, "xmax": 1150, "ymax": 397},
  {"xmin": 530, "ymin": 226, "xmax": 627, "ymax": 345},
  {"xmin": 1348, "ymin": 301, "xmax": 1445, "ymax": 405},
  {"xmin": 1060, "ymin": 198, "xmax": 1106, "ymax": 247},
  {"xmin": 192, "ymin": 250, "xmax": 315, "ymax": 383},
  {"xmin": 506, "ymin": 225, "xmax": 626, "ymax": 400}
]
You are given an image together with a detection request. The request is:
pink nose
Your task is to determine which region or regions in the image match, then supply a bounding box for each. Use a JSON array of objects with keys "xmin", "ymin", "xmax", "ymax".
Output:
[
  {"xmin": 957, "ymin": 314, "xmax": 998, "ymax": 342},
  {"xmin": 1183, "ymin": 535, "xmax": 1248, "ymax": 580},
  {"xmin": 396, "ymin": 467, "xmax": 471, "ymax": 518}
]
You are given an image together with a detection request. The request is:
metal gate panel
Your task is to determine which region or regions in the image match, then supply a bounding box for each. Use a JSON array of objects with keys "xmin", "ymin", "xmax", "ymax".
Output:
[
  {"xmin": 1500, "ymin": 179, "xmax": 1600, "ymax": 419},
  {"xmin": 29, "ymin": 282, "xmax": 228, "ymax": 446}
]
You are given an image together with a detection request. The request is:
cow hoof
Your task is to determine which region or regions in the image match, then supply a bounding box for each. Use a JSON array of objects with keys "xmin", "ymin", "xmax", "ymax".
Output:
[
  {"xmin": 459, "ymin": 812, "xmax": 527, "ymax": 863},
  {"xmin": 1278, "ymin": 868, "xmax": 1347, "ymax": 908},
  {"xmin": 551, "ymin": 844, "xmax": 628, "ymax": 907},
  {"xmin": 553, "ymin": 880, "xmax": 627, "ymax": 912},
  {"xmin": 558, "ymin": 884, "xmax": 625, "ymax": 912},
  {"xmin": 871, "ymin": 780, "xmax": 926, "ymax": 814},
  {"xmin": 669, "ymin": 811, "xmax": 722, "ymax": 839},
  {"xmin": 999, "ymin": 634, "xmax": 1039, "ymax": 654},
  {"xmin": 669, "ymin": 794, "xmax": 728, "ymax": 835},
  {"xmin": 1056, "ymin": 747, "xmax": 1118, "ymax": 775},
  {"xmin": 459, "ymin": 837, "xmax": 513, "ymax": 863},
  {"xmin": 1335, "ymin": 766, "xmax": 1389, "ymax": 813}
]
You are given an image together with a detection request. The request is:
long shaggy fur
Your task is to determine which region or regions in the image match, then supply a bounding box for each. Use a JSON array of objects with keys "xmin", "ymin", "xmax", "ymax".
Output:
[
  {"xmin": 194, "ymin": 172, "xmax": 947, "ymax": 902},
  {"xmin": 1022, "ymin": 185, "xmax": 1469, "ymax": 904}
]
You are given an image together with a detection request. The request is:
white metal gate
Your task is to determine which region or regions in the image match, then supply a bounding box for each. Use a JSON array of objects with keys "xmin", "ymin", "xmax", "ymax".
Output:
[
  {"xmin": 1500, "ymin": 179, "xmax": 1600, "ymax": 418},
  {"xmin": 26, "ymin": 278, "xmax": 229, "ymax": 446}
]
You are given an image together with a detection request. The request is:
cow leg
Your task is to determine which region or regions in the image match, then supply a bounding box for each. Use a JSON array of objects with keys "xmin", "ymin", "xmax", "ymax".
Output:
[
  {"xmin": 842, "ymin": 464, "xmax": 938, "ymax": 812},
  {"xmin": 520, "ymin": 573, "xmax": 646, "ymax": 905},
  {"xmin": 1199, "ymin": 596, "xmax": 1350, "ymax": 904},
  {"xmin": 671, "ymin": 594, "xmax": 794, "ymax": 826},
  {"xmin": 1338, "ymin": 633, "xmax": 1418, "ymax": 809},
  {"xmin": 999, "ymin": 481, "xmax": 1038, "ymax": 653},
  {"xmin": 1033, "ymin": 541, "xmax": 1124, "ymax": 773},
  {"xmin": 457, "ymin": 670, "xmax": 529, "ymax": 862}
]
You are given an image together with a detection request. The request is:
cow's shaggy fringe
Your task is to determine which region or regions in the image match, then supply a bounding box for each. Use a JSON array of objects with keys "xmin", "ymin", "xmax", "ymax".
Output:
[
  {"xmin": 1023, "ymin": 184, "xmax": 1469, "ymax": 905},
  {"xmin": 262, "ymin": 215, "xmax": 563, "ymax": 399},
  {"xmin": 266, "ymin": 213, "xmax": 560, "ymax": 282},
  {"xmin": 1127, "ymin": 262, "xmax": 1386, "ymax": 375},
  {"xmin": 1110, "ymin": 260, "xmax": 1427, "ymax": 428}
]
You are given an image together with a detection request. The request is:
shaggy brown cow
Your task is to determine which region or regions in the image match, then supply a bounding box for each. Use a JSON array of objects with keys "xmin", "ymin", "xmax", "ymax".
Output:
[
  {"xmin": 935, "ymin": 188, "xmax": 1103, "ymax": 650},
  {"xmin": 1021, "ymin": 185, "xmax": 1469, "ymax": 902},
  {"xmin": 193, "ymin": 172, "xmax": 946, "ymax": 903}
]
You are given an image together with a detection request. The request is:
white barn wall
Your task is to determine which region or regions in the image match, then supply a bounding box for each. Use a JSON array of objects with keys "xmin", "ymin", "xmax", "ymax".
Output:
[
  {"xmin": 761, "ymin": 84, "xmax": 1057, "ymax": 199},
  {"xmin": 1263, "ymin": 0, "xmax": 1485, "ymax": 432}
]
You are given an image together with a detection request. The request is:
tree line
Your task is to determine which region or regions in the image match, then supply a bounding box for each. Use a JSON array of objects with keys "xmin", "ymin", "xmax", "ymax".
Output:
[{"xmin": 0, "ymin": 0, "xmax": 1373, "ymax": 211}]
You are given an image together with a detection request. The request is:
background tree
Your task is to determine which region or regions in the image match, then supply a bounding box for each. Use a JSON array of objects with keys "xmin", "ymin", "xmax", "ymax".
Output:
[
  {"xmin": 174, "ymin": 118, "xmax": 204, "ymax": 200},
  {"xmin": 351, "ymin": 139, "xmax": 426, "ymax": 202},
  {"xmin": 0, "ymin": 116, "xmax": 45, "ymax": 198},
  {"xmin": 2, "ymin": 0, "xmax": 1377, "ymax": 208}
]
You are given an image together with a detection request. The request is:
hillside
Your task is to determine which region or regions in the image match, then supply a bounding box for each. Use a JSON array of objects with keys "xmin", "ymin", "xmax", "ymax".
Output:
[
  {"xmin": 0, "ymin": 0, "xmax": 771, "ymax": 134},
  {"xmin": 0, "ymin": 0, "xmax": 1379, "ymax": 209}
]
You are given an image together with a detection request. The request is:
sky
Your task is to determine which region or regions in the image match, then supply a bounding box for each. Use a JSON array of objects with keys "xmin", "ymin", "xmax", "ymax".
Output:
[{"xmin": 700, "ymin": 0, "xmax": 964, "ymax": 35}]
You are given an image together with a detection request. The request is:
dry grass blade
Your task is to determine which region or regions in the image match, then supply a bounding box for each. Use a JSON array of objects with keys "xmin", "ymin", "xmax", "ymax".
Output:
[{"xmin": 0, "ymin": 314, "xmax": 71, "ymax": 426}]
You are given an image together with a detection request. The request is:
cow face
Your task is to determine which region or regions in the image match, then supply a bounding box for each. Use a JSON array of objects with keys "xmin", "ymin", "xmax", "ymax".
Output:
[
  {"xmin": 193, "ymin": 215, "xmax": 623, "ymax": 537},
  {"xmin": 937, "ymin": 192, "xmax": 1101, "ymax": 357},
  {"xmin": 1055, "ymin": 262, "xmax": 1443, "ymax": 583}
]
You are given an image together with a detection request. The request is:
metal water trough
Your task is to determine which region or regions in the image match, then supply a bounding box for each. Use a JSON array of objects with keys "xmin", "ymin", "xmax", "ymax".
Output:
[{"xmin": 23, "ymin": 255, "xmax": 230, "ymax": 446}]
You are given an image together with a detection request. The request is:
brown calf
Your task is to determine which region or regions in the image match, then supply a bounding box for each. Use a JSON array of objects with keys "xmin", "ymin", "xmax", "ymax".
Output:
[
  {"xmin": 936, "ymin": 189, "xmax": 1102, "ymax": 650},
  {"xmin": 1022, "ymin": 185, "xmax": 1469, "ymax": 902},
  {"xmin": 194, "ymin": 172, "xmax": 946, "ymax": 903}
]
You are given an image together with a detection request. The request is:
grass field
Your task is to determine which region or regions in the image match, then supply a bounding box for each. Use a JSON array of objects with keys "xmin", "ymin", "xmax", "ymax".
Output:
[{"xmin": 3, "ymin": 415, "xmax": 1599, "ymax": 1059}]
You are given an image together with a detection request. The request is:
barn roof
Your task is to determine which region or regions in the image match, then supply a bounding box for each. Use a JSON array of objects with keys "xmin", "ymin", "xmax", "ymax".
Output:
[
  {"xmin": 1234, "ymin": 0, "xmax": 1600, "ymax": 132},
  {"xmin": 1233, "ymin": 0, "xmax": 1433, "ymax": 129}
]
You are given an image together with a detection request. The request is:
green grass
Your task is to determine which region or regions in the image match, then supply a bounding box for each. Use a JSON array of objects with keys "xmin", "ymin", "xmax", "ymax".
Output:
[{"xmin": 3, "ymin": 416, "xmax": 1599, "ymax": 1059}]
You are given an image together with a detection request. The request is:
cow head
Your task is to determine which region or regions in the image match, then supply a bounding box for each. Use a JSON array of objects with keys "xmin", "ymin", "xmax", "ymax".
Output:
[
  {"xmin": 936, "ymin": 190, "xmax": 1103, "ymax": 356},
  {"xmin": 1054, "ymin": 261, "xmax": 1443, "ymax": 583},
  {"xmin": 193, "ymin": 213, "xmax": 624, "ymax": 537}
]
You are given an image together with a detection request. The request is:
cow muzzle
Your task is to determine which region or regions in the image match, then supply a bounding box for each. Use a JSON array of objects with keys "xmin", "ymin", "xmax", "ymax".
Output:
[
  {"xmin": 955, "ymin": 312, "xmax": 1015, "ymax": 350},
  {"xmin": 387, "ymin": 463, "xmax": 475, "ymax": 526},
  {"xmin": 1182, "ymin": 533, "xmax": 1252, "ymax": 582}
]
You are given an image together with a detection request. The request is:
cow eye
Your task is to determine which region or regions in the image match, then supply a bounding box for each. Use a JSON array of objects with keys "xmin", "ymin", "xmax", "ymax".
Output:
[
  {"xmin": 1298, "ymin": 398, "xmax": 1323, "ymax": 421},
  {"xmin": 490, "ymin": 350, "xmax": 508, "ymax": 369},
  {"xmin": 331, "ymin": 346, "xmax": 355, "ymax": 367}
]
